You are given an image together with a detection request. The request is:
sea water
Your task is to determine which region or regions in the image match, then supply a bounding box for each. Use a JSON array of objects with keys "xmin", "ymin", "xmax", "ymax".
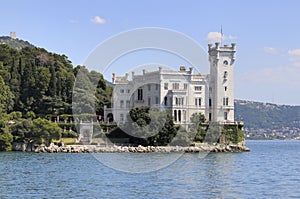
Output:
[{"xmin": 0, "ymin": 140, "xmax": 299, "ymax": 199}]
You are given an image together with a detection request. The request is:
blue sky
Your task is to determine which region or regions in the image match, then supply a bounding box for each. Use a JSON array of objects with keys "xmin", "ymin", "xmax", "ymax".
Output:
[{"xmin": 1, "ymin": 0, "xmax": 300, "ymax": 105}]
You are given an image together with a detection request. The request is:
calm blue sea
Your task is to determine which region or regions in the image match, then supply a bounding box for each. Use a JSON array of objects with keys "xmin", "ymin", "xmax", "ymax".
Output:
[{"xmin": 1, "ymin": 140, "xmax": 300, "ymax": 199}]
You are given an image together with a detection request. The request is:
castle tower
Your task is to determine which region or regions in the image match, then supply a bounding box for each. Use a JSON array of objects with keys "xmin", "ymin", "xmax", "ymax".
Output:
[
  {"xmin": 10, "ymin": 32, "xmax": 16, "ymax": 39},
  {"xmin": 208, "ymin": 43, "xmax": 236, "ymax": 123}
]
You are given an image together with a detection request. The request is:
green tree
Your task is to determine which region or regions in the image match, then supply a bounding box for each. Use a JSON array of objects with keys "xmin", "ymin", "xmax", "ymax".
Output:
[
  {"xmin": 10, "ymin": 119, "xmax": 33, "ymax": 143},
  {"xmin": 30, "ymin": 118, "xmax": 62, "ymax": 146},
  {"xmin": 170, "ymin": 125, "xmax": 190, "ymax": 146},
  {"xmin": 72, "ymin": 66, "xmax": 96, "ymax": 116},
  {"xmin": 125, "ymin": 106, "xmax": 176, "ymax": 146},
  {"xmin": 0, "ymin": 75, "xmax": 14, "ymax": 113},
  {"xmin": 190, "ymin": 113, "xmax": 207, "ymax": 142},
  {"xmin": 0, "ymin": 117, "xmax": 13, "ymax": 151}
]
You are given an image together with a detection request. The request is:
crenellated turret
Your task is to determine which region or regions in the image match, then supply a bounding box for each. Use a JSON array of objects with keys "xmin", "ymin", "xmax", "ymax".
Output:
[{"xmin": 208, "ymin": 43, "xmax": 236, "ymax": 123}]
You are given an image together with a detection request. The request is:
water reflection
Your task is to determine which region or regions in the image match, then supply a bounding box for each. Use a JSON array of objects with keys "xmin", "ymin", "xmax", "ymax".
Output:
[{"xmin": 201, "ymin": 153, "xmax": 240, "ymax": 198}]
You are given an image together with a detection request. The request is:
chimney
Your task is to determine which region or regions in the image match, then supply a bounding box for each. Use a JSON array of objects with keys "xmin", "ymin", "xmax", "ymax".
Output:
[
  {"xmin": 112, "ymin": 73, "xmax": 116, "ymax": 83},
  {"xmin": 158, "ymin": 66, "xmax": 162, "ymax": 73},
  {"xmin": 231, "ymin": 43, "xmax": 236, "ymax": 50},
  {"xmin": 208, "ymin": 43, "xmax": 213, "ymax": 51}
]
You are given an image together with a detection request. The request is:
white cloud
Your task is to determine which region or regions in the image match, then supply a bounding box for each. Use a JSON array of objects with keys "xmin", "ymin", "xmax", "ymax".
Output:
[
  {"xmin": 263, "ymin": 47, "xmax": 281, "ymax": 55},
  {"xmin": 287, "ymin": 49, "xmax": 300, "ymax": 67},
  {"xmin": 288, "ymin": 49, "xmax": 300, "ymax": 56},
  {"xmin": 227, "ymin": 35, "xmax": 238, "ymax": 40},
  {"xmin": 206, "ymin": 32, "xmax": 237, "ymax": 43},
  {"xmin": 69, "ymin": 19, "xmax": 79, "ymax": 24},
  {"xmin": 207, "ymin": 32, "xmax": 222, "ymax": 43},
  {"xmin": 91, "ymin": 16, "xmax": 106, "ymax": 24}
]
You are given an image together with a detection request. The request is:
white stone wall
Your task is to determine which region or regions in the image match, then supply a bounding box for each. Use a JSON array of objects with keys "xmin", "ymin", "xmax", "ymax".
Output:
[{"xmin": 112, "ymin": 43, "xmax": 236, "ymax": 124}]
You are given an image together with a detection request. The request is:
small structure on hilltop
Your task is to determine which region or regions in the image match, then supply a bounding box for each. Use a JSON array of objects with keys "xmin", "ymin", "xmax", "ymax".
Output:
[{"xmin": 10, "ymin": 32, "xmax": 16, "ymax": 39}]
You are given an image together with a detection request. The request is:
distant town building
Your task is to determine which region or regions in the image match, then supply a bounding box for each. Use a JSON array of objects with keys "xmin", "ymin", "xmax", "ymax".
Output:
[
  {"xmin": 104, "ymin": 43, "xmax": 236, "ymax": 125},
  {"xmin": 10, "ymin": 32, "xmax": 16, "ymax": 39}
]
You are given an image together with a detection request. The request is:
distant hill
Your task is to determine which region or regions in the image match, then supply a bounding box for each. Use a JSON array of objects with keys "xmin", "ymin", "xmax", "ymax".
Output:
[
  {"xmin": 105, "ymin": 80, "xmax": 113, "ymax": 87},
  {"xmin": 0, "ymin": 36, "xmax": 35, "ymax": 50},
  {"xmin": 235, "ymin": 99, "xmax": 300, "ymax": 139}
]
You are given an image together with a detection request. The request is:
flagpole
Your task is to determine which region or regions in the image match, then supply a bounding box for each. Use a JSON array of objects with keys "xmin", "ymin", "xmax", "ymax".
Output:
[{"xmin": 220, "ymin": 25, "xmax": 223, "ymax": 46}]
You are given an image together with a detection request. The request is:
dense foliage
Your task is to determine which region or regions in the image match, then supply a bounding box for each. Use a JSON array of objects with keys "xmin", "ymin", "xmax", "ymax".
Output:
[
  {"xmin": 0, "ymin": 43, "xmax": 112, "ymax": 117},
  {"xmin": 0, "ymin": 36, "xmax": 34, "ymax": 50},
  {"xmin": 0, "ymin": 40, "xmax": 112, "ymax": 151},
  {"xmin": 108, "ymin": 106, "xmax": 177, "ymax": 146},
  {"xmin": 10, "ymin": 118, "xmax": 62, "ymax": 146}
]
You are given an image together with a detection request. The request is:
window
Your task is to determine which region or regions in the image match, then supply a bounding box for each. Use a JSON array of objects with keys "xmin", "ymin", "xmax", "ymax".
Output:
[
  {"xmin": 126, "ymin": 100, "xmax": 130, "ymax": 108},
  {"xmin": 164, "ymin": 83, "xmax": 168, "ymax": 90},
  {"xmin": 184, "ymin": 83, "xmax": 188, "ymax": 90},
  {"xmin": 174, "ymin": 110, "xmax": 177, "ymax": 122},
  {"xmin": 148, "ymin": 84, "xmax": 151, "ymax": 91},
  {"xmin": 173, "ymin": 83, "xmax": 179, "ymax": 90},
  {"xmin": 148, "ymin": 97, "xmax": 151, "ymax": 106},
  {"xmin": 178, "ymin": 110, "xmax": 181, "ymax": 122},
  {"xmin": 224, "ymin": 71, "xmax": 228, "ymax": 78},
  {"xmin": 195, "ymin": 98, "xmax": 202, "ymax": 106},
  {"xmin": 120, "ymin": 100, "xmax": 124, "ymax": 108},
  {"xmin": 138, "ymin": 88, "xmax": 143, "ymax": 100},
  {"xmin": 156, "ymin": 84, "xmax": 159, "ymax": 90},
  {"xmin": 120, "ymin": 89, "xmax": 124, "ymax": 94},
  {"xmin": 209, "ymin": 98, "xmax": 212, "ymax": 107},
  {"xmin": 225, "ymin": 86, "xmax": 227, "ymax": 91},
  {"xmin": 223, "ymin": 60, "xmax": 228, "ymax": 66},
  {"xmin": 195, "ymin": 86, "xmax": 202, "ymax": 91},
  {"xmin": 155, "ymin": 96, "xmax": 159, "ymax": 104},
  {"xmin": 176, "ymin": 97, "xmax": 184, "ymax": 105},
  {"xmin": 164, "ymin": 96, "xmax": 167, "ymax": 106},
  {"xmin": 127, "ymin": 89, "xmax": 130, "ymax": 93},
  {"xmin": 223, "ymin": 97, "xmax": 229, "ymax": 106},
  {"xmin": 209, "ymin": 113, "xmax": 212, "ymax": 121},
  {"xmin": 120, "ymin": 113, "xmax": 124, "ymax": 121},
  {"xmin": 224, "ymin": 112, "xmax": 228, "ymax": 120}
]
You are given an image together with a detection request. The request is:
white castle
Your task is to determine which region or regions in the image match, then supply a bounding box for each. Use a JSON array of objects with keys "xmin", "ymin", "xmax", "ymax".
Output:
[{"xmin": 104, "ymin": 42, "xmax": 236, "ymax": 125}]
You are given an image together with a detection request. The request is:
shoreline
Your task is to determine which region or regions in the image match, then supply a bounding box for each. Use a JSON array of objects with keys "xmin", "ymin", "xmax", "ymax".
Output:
[{"xmin": 35, "ymin": 143, "xmax": 250, "ymax": 153}]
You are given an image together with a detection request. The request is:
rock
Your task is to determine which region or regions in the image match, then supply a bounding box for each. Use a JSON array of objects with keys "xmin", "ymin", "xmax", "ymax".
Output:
[{"xmin": 33, "ymin": 143, "xmax": 250, "ymax": 153}]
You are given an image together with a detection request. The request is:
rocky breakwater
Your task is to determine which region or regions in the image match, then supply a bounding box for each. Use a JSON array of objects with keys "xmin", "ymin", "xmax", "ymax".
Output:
[{"xmin": 35, "ymin": 143, "xmax": 250, "ymax": 153}]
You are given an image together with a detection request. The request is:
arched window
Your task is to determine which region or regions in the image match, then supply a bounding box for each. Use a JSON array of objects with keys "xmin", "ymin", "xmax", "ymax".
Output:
[
  {"xmin": 174, "ymin": 110, "xmax": 177, "ymax": 122},
  {"xmin": 164, "ymin": 96, "xmax": 168, "ymax": 106},
  {"xmin": 178, "ymin": 110, "xmax": 181, "ymax": 122}
]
